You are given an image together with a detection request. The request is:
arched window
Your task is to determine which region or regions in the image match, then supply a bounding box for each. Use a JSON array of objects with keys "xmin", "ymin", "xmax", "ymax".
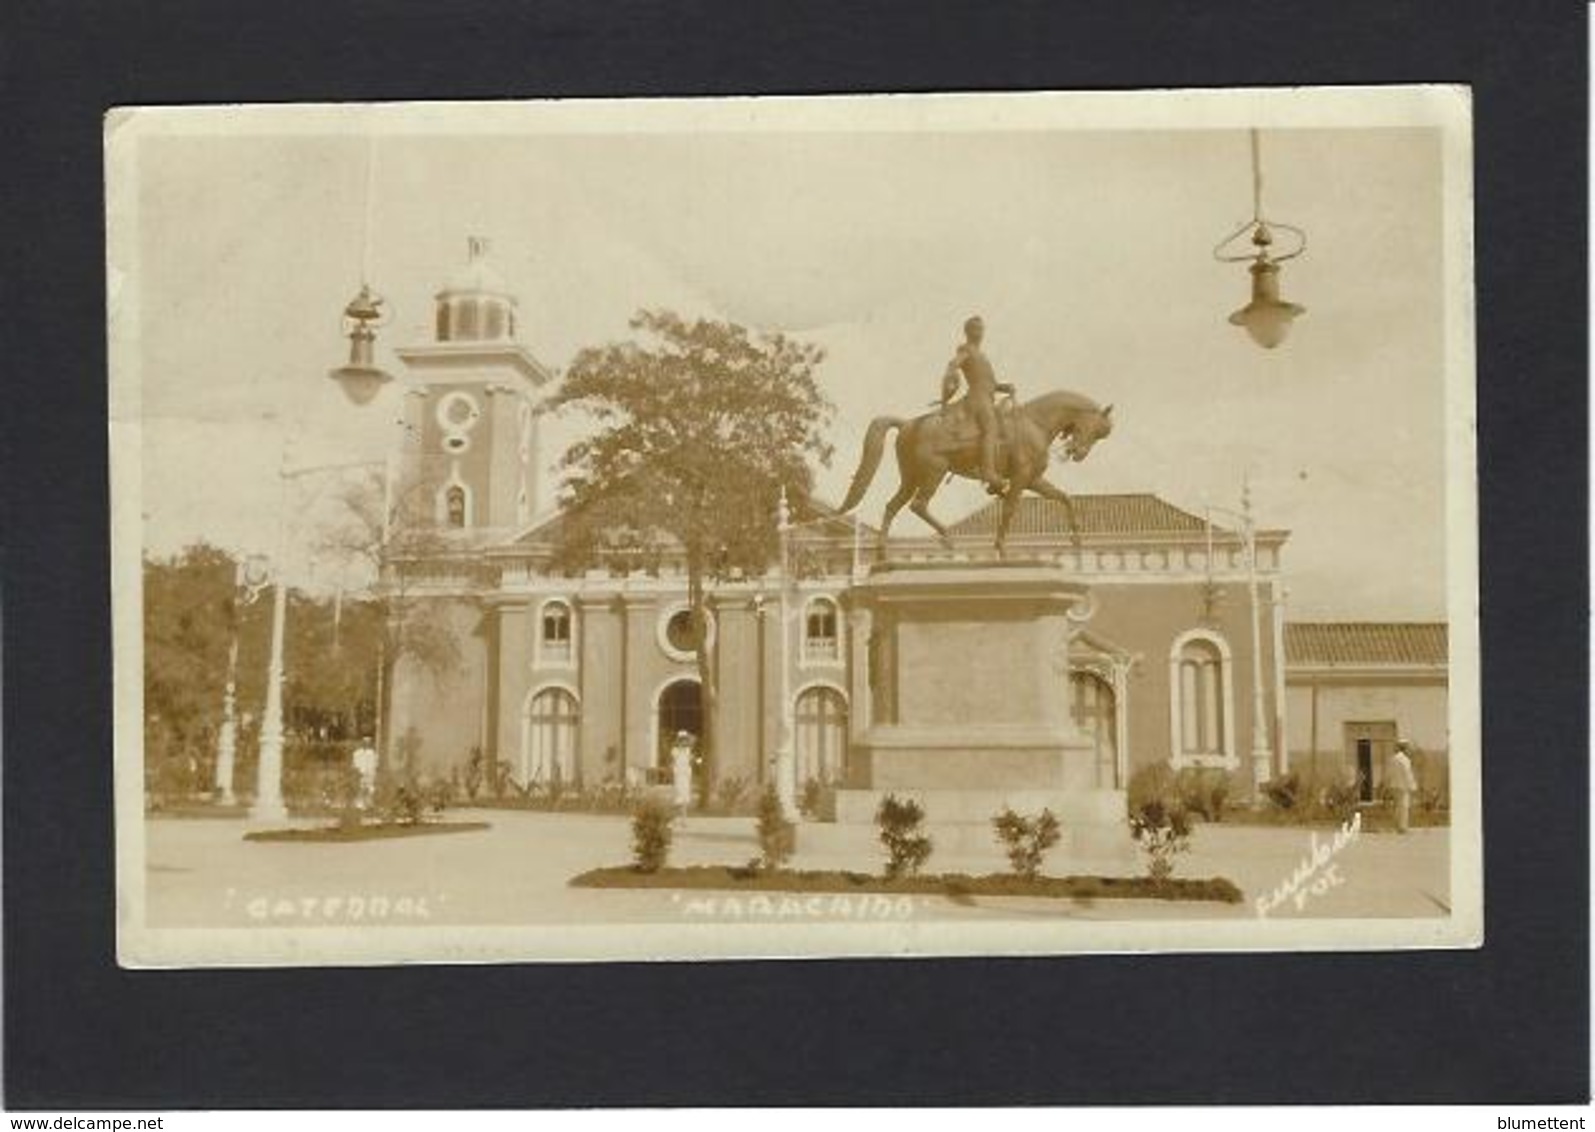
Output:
[
  {"xmin": 795, "ymin": 686, "xmax": 848, "ymax": 787},
  {"xmin": 1070, "ymin": 670, "xmax": 1119, "ymax": 787},
  {"xmin": 522, "ymin": 687, "xmax": 579, "ymax": 786},
  {"xmin": 540, "ymin": 600, "xmax": 573, "ymax": 663},
  {"xmin": 803, "ymin": 597, "xmax": 840, "ymax": 661},
  {"xmin": 445, "ymin": 485, "xmax": 467, "ymax": 528},
  {"xmin": 1180, "ymin": 644, "xmax": 1224, "ymax": 758}
]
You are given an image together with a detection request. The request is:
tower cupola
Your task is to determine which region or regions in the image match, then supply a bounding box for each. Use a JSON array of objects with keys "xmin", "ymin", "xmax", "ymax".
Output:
[{"xmin": 434, "ymin": 236, "xmax": 518, "ymax": 343}]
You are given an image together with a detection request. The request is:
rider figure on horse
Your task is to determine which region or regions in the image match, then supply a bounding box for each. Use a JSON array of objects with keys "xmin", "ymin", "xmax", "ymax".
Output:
[{"xmin": 940, "ymin": 315, "xmax": 1015, "ymax": 495}]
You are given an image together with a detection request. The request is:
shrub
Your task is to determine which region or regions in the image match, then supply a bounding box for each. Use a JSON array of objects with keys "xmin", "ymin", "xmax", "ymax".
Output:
[
  {"xmin": 753, "ymin": 786, "xmax": 796, "ymax": 872},
  {"xmin": 489, "ymin": 758, "xmax": 514, "ymax": 800},
  {"xmin": 374, "ymin": 782, "xmax": 426, "ymax": 827},
  {"xmin": 630, "ymin": 796, "xmax": 676, "ymax": 873},
  {"xmin": 323, "ymin": 764, "xmax": 364, "ymax": 812},
  {"xmin": 876, "ymin": 794, "xmax": 933, "ymax": 880},
  {"xmin": 991, "ymin": 807, "xmax": 1062, "ymax": 881},
  {"xmin": 1127, "ymin": 761, "xmax": 1180, "ymax": 813},
  {"xmin": 1320, "ymin": 779, "xmax": 1360, "ymax": 824},
  {"xmin": 799, "ymin": 777, "xmax": 825, "ymax": 820},
  {"xmin": 1261, "ymin": 771, "xmax": 1301, "ymax": 811},
  {"xmin": 1129, "ymin": 798, "xmax": 1194, "ymax": 884},
  {"xmin": 462, "ymin": 747, "xmax": 485, "ymax": 801},
  {"xmin": 1177, "ymin": 767, "xmax": 1231, "ymax": 822},
  {"xmin": 714, "ymin": 775, "xmax": 751, "ymax": 815}
]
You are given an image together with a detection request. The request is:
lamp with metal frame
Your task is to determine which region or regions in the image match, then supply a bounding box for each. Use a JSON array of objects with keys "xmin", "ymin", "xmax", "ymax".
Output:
[{"xmin": 1214, "ymin": 129, "xmax": 1307, "ymax": 350}]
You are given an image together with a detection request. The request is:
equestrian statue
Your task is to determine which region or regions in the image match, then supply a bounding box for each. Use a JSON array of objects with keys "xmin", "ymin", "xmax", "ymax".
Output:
[{"xmin": 838, "ymin": 315, "xmax": 1114, "ymax": 556}]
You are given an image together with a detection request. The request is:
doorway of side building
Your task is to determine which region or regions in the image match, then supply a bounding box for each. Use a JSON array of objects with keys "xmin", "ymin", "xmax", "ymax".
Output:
[
  {"xmin": 1344, "ymin": 720, "xmax": 1397, "ymax": 802},
  {"xmin": 656, "ymin": 678, "xmax": 704, "ymax": 792}
]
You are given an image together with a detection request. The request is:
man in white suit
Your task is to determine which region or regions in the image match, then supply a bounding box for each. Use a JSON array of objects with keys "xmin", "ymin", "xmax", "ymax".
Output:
[{"xmin": 1388, "ymin": 740, "xmax": 1418, "ymax": 833}]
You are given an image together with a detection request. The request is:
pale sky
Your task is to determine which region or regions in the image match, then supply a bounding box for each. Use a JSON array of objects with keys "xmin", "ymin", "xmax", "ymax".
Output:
[{"xmin": 120, "ymin": 93, "xmax": 1469, "ymax": 619}]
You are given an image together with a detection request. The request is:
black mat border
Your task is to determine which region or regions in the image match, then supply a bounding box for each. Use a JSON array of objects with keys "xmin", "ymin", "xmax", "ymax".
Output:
[{"xmin": 2, "ymin": 0, "xmax": 1587, "ymax": 1109}]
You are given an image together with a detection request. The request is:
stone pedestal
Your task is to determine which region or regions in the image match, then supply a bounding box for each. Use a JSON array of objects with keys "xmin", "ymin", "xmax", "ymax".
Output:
[{"xmin": 809, "ymin": 560, "xmax": 1132, "ymax": 865}]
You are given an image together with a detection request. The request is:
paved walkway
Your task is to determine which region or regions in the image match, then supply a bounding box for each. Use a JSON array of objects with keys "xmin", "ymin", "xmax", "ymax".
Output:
[{"xmin": 143, "ymin": 808, "xmax": 1450, "ymax": 929}]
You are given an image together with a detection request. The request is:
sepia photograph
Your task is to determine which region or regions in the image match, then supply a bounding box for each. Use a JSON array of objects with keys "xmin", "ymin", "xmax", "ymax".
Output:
[{"xmin": 108, "ymin": 87, "xmax": 1479, "ymax": 966}]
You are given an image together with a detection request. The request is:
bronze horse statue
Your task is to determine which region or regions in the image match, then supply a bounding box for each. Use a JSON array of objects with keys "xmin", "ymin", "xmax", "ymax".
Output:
[{"xmin": 838, "ymin": 389, "xmax": 1114, "ymax": 555}]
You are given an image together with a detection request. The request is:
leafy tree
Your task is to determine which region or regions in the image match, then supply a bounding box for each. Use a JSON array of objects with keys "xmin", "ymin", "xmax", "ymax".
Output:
[
  {"xmin": 316, "ymin": 465, "xmax": 463, "ymax": 783},
  {"xmin": 144, "ymin": 541, "xmax": 388, "ymax": 799},
  {"xmin": 551, "ymin": 310, "xmax": 834, "ymax": 783},
  {"xmin": 143, "ymin": 543, "xmax": 241, "ymax": 793}
]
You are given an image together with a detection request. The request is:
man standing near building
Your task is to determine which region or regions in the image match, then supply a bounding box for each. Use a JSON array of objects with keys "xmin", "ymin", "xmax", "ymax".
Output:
[
  {"xmin": 351, "ymin": 737, "xmax": 378, "ymax": 809},
  {"xmin": 670, "ymin": 731, "xmax": 696, "ymax": 813},
  {"xmin": 1388, "ymin": 740, "xmax": 1418, "ymax": 833},
  {"xmin": 940, "ymin": 315, "xmax": 1016, "ymax": 495}
]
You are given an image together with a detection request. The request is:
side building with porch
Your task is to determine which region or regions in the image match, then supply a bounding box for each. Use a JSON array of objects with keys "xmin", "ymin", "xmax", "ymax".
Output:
[{"xmin": 1283, "ymin": 621, "xmax": 1450, "ymax": 802}]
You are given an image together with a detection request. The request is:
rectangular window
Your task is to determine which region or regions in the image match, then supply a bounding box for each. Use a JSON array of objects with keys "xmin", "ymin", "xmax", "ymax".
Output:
[
  {"xmin": 541, "ymin": 604, "xmax": 572, "ymax": 663},
  {"xmin": 804, "ymin": 601, "xmax": 839, "ymax": 661}
]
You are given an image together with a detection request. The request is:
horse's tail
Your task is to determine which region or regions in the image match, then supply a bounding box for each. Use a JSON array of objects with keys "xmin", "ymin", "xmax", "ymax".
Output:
[{"xmin": 838, "ymin": 416, "xmax": 905, "ymax": 513}]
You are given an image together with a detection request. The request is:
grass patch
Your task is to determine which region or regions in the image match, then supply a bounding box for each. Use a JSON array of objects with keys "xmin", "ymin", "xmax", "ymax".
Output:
[
  {"xmin": 244, "ymin": 821, "xmax": 490, "ymax": 843},
  {"xmin": 570, "ymin": 865, "xmax": 1243, "ymax": 903},
  {"xmin": 1216, "ymin": 806, "xmax": 1449, "ymax": 831},
  {"xmin": 147, "ymin": 802, "xmax": 251, "ymax": 820}
]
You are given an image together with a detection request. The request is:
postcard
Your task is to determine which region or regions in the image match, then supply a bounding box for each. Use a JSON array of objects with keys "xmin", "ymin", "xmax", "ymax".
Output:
[{"xmin": 109, "ymin": 86, "xmax": 1479, "ymax": 965}]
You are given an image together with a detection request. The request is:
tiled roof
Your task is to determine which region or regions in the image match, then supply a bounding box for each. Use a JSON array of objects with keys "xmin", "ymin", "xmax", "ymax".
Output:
[
  {"xmin": 509, "ymin": 495, "xmax": 875, "ymax": 549},
  {"xmin": 1285, "ymin": 622, "xmax": 1448, "ymax": 667},
  {"xmin": 947, "ymin": 494, "xmax": 1218, "ymax": 538}
]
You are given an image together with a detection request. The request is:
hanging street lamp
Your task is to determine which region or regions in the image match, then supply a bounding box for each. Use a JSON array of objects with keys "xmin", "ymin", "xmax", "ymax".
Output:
[
  {"xmin": 1214, "ymin": 129, "xmax": 1307, "ymax": 350},
  {"xmin": 328, "ymin": 283, "xmax": 394, "ymax": 405}
]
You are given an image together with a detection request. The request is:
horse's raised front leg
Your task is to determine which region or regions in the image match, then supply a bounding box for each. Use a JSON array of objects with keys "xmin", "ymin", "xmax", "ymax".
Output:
[
  {"xmin": 909, "ymin": 481, "xmax": 952, "ymax": 548},
  {"xmin": 1025, "ymin": 475, "xmax": 1083, "ymax": 547},
  {"xmin": 995, "ymin": 485, "xmax": 1023, "ymax": 559},
  {"xmin": 878, "ymin": 479, "xmax": 915, "ymax": 556}
]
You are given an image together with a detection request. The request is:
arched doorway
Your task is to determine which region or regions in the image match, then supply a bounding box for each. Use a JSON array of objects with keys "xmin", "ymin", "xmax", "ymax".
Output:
[
  {"xmin": 522, "ymin": 686, "xmax": 579, "ymax": 786},
  {"xmin": 795, "ymin": 685, "xmax": 848, "ymax": 787},
  {"xmin": 656, "ymin": 678, "xmax": 704, "ymax": 792},
  {"xmin": 1070, "ymin": 670, "xmax": 1118, "ymax": 788}
]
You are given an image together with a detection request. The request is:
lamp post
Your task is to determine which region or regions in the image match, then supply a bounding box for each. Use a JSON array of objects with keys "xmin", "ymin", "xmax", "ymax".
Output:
[
  {"xmin": 249, "ymin": 284, "xmax": 398, "ymax": 824},
  {"xmin": 1204, "ymin": 478, "xmax": 1274, "ymax": 804},
  {"xmin": 213, "ymin": 559, "xmax": 245, "ymax": 805},
  {"xmin": 772, "ymin": 487, "xmax": 799, "ymax": 821},
  {"xmin": 252, "ymin": 448, "xmax": 390, "ymax": 822}
]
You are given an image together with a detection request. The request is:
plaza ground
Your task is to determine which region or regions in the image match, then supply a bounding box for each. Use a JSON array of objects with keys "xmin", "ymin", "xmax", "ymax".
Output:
[{"xmin": 142, "ymin": 808, "xmax": 1451, "ymax": 929}]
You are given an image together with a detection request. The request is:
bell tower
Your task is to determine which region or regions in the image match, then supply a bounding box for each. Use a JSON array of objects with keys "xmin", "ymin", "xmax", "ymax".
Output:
[{"xmin": 394, "ymin": 238, "xmax": 553, "ymax": 534}]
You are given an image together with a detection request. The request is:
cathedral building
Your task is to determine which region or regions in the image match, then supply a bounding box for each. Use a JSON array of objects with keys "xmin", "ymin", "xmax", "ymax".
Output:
[{"xmin": 379, "ymin": 242, "xmax": 1448, "ymax": 805}]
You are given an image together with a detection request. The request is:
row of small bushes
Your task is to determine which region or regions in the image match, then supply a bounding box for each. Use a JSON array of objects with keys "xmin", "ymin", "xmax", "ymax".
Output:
[
  {"xmin": 1127, "ymin": 762, "xmax": 1450, "ymax": 827},
  {"xmin": 454, "ymin": 749, "xmax": 771, "ymax": 817},
  {"xmin": 631, "ymin": 787, "xmax": 796, "ymax": 874},
  {"xmin": 629, "ymin": 792, "xmax": 1195, "ymax": 886}
]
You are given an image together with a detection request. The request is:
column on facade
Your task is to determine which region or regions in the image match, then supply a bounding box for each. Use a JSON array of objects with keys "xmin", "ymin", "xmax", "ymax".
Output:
[
  {"xmin": 709, "ymin": 593, "xmax": 763, "ymax": 792},
  {"xmin": 576, "ymin": 590, "xmax": 626, "ymax": 787},
  {"xmin": 492, "ymin": 602, "xmax": 529, "ymax": 784},
  {"xmin": 620, "ymin": 592, "xmax": 660, "ymax": 782},
  {"xmin": 844, "ymin": 599, "xmax": 872, "ymax": 752}
]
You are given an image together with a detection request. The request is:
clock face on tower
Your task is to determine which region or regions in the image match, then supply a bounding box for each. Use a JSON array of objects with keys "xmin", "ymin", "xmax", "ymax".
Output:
[{"xmin": 435, "ymin": 390, "xmax": 482, "ymax": 454}]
